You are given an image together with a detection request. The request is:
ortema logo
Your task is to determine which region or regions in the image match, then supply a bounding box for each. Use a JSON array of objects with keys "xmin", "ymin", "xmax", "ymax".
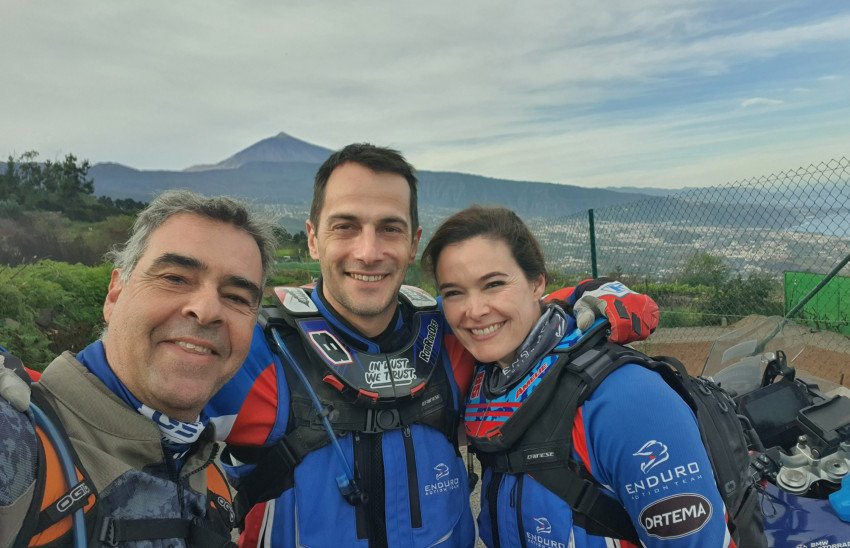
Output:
[
  {"xmin": 515, "ymin": 362, "xmax": 550, "ymax": 399},
  {"xmin": 425, "ymin": 463, "xmax": 460, "ymax": 496},
  {"xmin": 55, "ymin": 482, "xmax": 91, "ymax": 513},
  {"xmin": 634, "ymin": 439, "xmax": 669, "ymax": 474},
  {"xmin": 534, "ymin": 517, "xmax": 551, "ymax": 534},
  {"xmin": 417, "ymin": 318, "xmax": 439, "ymax": 363},
  {"xmin": 434, "ymin": 463, "xmax": 450, "ymax": 479},
  {"xmin": 625, "ymin": 462, "xmax": 703, "ymax": 499},
  {"xmin": 365, "ymin": 357, "xmax": 415, "ymax": 388},
  {"xmin": 639, "ymin": 494, "xmax": 712, "ymax": 539}
]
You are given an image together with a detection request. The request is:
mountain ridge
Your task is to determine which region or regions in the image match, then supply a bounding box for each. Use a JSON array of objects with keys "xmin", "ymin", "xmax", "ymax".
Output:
[{"xmin": 89, "ymin": 132, "xmax": 650, "ymax": 219}]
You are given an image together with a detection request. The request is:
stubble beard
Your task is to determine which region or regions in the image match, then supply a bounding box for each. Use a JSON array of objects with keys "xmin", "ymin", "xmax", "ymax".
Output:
[{"xmin": 333, "ymin": 286, "xmax": 397, "ymax": 320}]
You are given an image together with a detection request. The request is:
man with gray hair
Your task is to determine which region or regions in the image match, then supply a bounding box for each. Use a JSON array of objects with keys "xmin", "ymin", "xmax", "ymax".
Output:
[{"xmin": 0, "ymin": 189, "xmax": 277, "ymax": 547}]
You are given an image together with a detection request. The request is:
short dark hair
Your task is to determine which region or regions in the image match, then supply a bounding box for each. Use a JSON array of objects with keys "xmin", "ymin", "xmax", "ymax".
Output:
[
  {"xmin": 310, "ymin": 143, "xmax": 419, "ymax": 234},
  {"xmin": 422, "ymin": 205, "xmax": 547, "ymax": 284}
]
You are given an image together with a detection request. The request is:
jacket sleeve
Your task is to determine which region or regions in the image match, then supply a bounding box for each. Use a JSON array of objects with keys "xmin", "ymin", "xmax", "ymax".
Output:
[
  {"xmin": 206, "ymin": 323, "xmax": 290, "ymax": 445},
  {"xmin": 577, "ymin": 364, "xmax": 733, "ymax": 547}
]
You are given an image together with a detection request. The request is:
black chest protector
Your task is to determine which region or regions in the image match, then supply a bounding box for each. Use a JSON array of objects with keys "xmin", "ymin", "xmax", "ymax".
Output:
[
  {"xmin": 230, "ymin": 285, "xmax": 460, "ymax": 522},
  {"xmin": 266, "ymin": 285, "xmax": 447, "ymax": 407}
]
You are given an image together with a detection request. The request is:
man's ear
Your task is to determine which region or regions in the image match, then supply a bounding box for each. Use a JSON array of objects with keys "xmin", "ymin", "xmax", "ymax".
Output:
[
  {"xmin": 408, "ymin": 226, "xmax": 423, "ymax": 264},
  {"xmin": 306, "ymin": 219, "xmax": 320, "ymax": 260},
  {"xmin": 103, "ymin": 269, "xmax": 124, "ymax": 323}
]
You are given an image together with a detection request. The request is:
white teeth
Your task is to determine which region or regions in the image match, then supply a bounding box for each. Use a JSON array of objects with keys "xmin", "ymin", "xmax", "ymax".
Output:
[
  {"xmin": 176, "ymin": 341, "xmax": 212, "ymax": 354},
  {"xmin": 350, "ymin": 273, "xmax": 385, "ymax": 282},
  {"xmin": 470, "ymin": 323, "xmax": 504, "ymax": 336}
]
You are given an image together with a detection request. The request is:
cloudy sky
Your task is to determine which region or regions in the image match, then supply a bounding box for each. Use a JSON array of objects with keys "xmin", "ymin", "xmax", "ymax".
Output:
[{"xmin": 3, "ymin": 1, "xmax": 850, "ymax": 188}]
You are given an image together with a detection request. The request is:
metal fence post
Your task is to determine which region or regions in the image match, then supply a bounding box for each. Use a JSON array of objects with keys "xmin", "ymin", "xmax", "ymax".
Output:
[{"xmin": 588, "ymin": 208, "xmax": 598, "ymax": 278}]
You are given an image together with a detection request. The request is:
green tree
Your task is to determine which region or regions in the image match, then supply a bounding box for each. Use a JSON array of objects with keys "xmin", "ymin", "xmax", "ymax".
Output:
[
  {"xmin": 679, "ymin": 252, "xmax": 729, "ymax": 287},
  {"xmin": 699, "ymin": 273, "xmax": 783, "ymax": 323},
  {"xmin": 0, "ymin": 260, "xmax": 112, "ymax": 369}
]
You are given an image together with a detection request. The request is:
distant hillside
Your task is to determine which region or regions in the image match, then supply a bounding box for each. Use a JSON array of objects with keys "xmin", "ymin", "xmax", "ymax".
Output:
[
  {"xmin": 91, "ymin": 161, "xmax": 320, "ymax": 203},
  {"xmin": 604, "ymin": 185, "xmax": 681, "ymax": 197},
  {"xmin": 90, "ymin": 132, "xmax": 652, "ymax": 218},
  {"xmin": 91, "ymin": 161, "xmax": 646, "ymax": 219}
]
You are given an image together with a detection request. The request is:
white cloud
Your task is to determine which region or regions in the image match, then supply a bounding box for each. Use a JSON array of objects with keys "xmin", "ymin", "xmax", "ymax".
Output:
[
  {"xmin": 740, "ymin": 98, "xmax": 785, "ymax": 108},
  {"xmin": 1, "ymin": 0, "xmax": 850, "ymax": 187}
]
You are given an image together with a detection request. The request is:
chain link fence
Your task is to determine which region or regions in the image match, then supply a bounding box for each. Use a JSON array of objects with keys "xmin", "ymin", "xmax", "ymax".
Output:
[{"xmin": 533, "ymin": 158, "xmax": 850, "ymax": 383}]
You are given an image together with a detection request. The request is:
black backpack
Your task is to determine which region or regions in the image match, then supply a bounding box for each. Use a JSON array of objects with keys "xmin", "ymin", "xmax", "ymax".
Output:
[
  {"xmin": 0, "ymin": 350, "xmax": 236, "ymax": 547},
  {"xmin": 473, "ymin": 329, "xmax": 766, "ymax": 546}
]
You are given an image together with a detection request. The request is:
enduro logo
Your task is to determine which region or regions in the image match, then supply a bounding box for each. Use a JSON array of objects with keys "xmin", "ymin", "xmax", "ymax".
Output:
[
  {"xmin": 639, "ymin": 493, "xmax": 712, "ymax": 539},
  {"xmin": 425, "ymin": 462, "xmax": 460, "ymax": 496},
  {"xmin": 366, "ymin": 357, "xmax": 415, "ymax": 388},
  {"xmin": 525, "ymin": 515, "xmax": 566, "ymax": 548},
  {"xmin": 534, "ymin": 517, "xmax": 551, "ymax": 534},
  {"xmin": 435, "ymin": 463, "xmax": 450, "ymax": 479},
  {"xmin": 625, "ymin": 462, "xmax": 703, "ymax": 499},
  {"xmin": 308, "ymin": 330, "xmax": 353, "ymax": 366},
  {"xmin": 634, "ymin": 439, "xmax": 669, "ymax": 474}
]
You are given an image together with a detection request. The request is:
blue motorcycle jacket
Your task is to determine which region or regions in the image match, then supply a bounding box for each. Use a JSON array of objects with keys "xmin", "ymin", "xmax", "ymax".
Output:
[
  {"xmin": 466, "ymin": 326, "xmax": 734, "ymax": 548},
  {"xmin": 205, "ymin": 282, "xmax": 476, "ymax": 548}
]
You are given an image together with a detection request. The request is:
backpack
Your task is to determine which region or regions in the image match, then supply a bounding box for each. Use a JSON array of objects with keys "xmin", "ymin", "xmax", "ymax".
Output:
[
  {"xmin": 0, "ymin": 350, "xmax": 236, "ymax": 547},
  {"xmin": 471, "ymin": 325, "xmax": 765, "ymax": 546}
]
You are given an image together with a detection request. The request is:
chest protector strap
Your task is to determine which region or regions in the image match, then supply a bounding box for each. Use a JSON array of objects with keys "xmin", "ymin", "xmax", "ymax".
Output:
[{"xmin": 472, "ymin": 332, "xmax": 695, "ymax": 545}]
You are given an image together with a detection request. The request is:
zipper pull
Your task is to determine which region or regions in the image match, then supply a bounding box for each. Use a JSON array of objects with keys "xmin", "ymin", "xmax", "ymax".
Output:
[{"xmin": 402, "ymin": 425, "xmax": 411, "ymax": 438}]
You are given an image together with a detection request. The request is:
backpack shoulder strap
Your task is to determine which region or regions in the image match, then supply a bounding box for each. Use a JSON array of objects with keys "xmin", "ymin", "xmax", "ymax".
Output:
[
  {"xmin": 528, "ymin": 343, "xmax": 644, "ymax": 543},
  {"xmin": 534, "ymin": 347, "xmax": 712, "ymax": 544},
  {"xmin": 14, "ymin": 390, "xmax": 97, "ymax": 548},
  {"xmin": 488, "ymin": 342, "xmax": 655, "ymax": 544}
]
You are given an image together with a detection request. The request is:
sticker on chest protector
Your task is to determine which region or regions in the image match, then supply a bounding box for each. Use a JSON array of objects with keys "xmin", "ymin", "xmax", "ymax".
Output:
[{"xmin": 297, "ymin": 311, "xmax": 443, "ymax": 399}]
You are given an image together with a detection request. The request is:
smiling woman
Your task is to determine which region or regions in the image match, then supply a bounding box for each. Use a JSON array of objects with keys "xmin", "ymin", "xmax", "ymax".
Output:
[{"xmin": 420, "ymin": 205, "xmax": 743, "ymax": 547}]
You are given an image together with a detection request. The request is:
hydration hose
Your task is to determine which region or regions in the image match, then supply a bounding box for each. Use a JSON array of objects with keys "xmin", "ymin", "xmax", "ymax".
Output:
[
  {"xmin": 30, "ymin": 402, "xmax": 87, "ymax": 548},
  {"xmin": 269, "ymin": 327, "xmax": 368, "ymax": 506}
]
